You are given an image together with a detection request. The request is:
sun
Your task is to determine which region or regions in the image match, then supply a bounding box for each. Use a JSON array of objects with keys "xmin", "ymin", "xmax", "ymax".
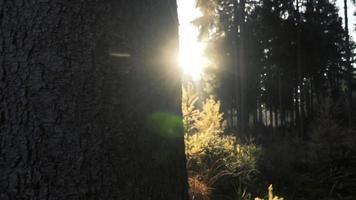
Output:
[
  {"xmin": 177, "ymin": 0, "xmax": 207, "ymax": 81},
  {"xmin": 178, "ymin": 41, "xmax": 207, "ymax": 81}
]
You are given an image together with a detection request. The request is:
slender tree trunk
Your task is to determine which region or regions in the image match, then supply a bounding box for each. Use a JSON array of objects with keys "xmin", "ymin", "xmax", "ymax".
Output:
[
  {"xmin": 294, "ymin": 89, "xmax": 299, "ymax": 127},
  {"xmin": 296, "ymin": 0, "xmax": 305, "ymax": 138},
  {"xmin": 258, "ymin": 98, "xmax": 263, "ymax": 125},
  {"xmin": 310, "ymin": 77, "xmax": 314, "ymax": 115},
  {"xmin": 269, "ymin": 106, "xmax": 273, "ymax": 128},
  {"xmin": 344, "ymin": 0, "xmax": 353, "ymax": 126},
  {"xmin": 233, "ymin": 0, "xmax": 241, "ymax": 133},
  {"xmin": 278, "ymin": 69, "xmax": 284, "ymax": 127},
  {"xmin": 233, "ymin": 0, "xmax": 247, "ymax": 134},
  {"xmin": 240, "ymin": 0, "xmax": 247, "ymax": 133},
  {"xmin": 274, "ymin": 106, "xmax": 278, "ymax": 128},
  {"xmin": 257, "ymin": 77, "xmax": 262, "ymax": 125}
]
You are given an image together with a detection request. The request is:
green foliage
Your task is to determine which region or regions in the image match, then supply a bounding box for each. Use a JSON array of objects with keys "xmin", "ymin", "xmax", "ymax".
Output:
[
  {"xmin": 190, "ymin": 0, "xmax": 356, "ymax": 199},
  {"xmin": 303, "ymin": 99, "xmax": 356, "ymax": 199},
  {"xmin": 257, "ymin": 99, "xmax": 356, "ymax": 200},
  {"xmin": 308, "ymin": 100, "xmax": 356, "ymax": 162},
  {"xmin": 182, "ymin": 85, "xmax": 260, "ymax": 199},
  {"xmin": 182, "ymin": 85, "xmax": 200, "ymax": 135}
]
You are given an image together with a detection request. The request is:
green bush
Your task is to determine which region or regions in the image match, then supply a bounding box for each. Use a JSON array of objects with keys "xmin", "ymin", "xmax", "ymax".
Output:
[{"xmin": 182, "ymin": 85, "xmax": 260, "ymax": 199}]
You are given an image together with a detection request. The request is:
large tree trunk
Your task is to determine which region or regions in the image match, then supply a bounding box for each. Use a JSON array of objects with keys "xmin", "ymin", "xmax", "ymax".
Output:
[{"xmin": 0, "ymin": 0, "xmax": 188, "ymax": 199}]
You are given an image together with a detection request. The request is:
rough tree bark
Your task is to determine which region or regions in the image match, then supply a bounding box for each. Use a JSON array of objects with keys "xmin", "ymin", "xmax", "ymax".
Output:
[{"xmin": 0, "ymin": 0, "xmax": 188, "ymax": 199}]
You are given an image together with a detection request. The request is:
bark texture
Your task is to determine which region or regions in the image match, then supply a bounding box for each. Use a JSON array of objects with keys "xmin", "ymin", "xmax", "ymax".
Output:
[{"xmin": 0, "ymin": 0, "xmax": 188, "ymax": 199}]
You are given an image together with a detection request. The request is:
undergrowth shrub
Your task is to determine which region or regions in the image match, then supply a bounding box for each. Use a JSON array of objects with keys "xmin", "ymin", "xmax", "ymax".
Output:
[
  {"xmin": 303, "ymin": 99, "xmax": 356, "ymax": 199},
  {"xmin": 257, "ymin": 98, "xmax": 356, "ymax": 200},
  {"xmin": 182, "ymin": 85, "xmax": 260, "ymax": 200},
  {"xmin": 188, "ymin": 176, "xmax": 213, "ymax": 200}
]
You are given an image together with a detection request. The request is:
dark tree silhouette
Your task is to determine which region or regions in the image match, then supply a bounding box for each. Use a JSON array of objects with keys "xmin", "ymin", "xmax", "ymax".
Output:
[
  {"xmin": 195, "ymin": 0, "xmax": 353, "ymax": 133},
  {"xmin": 0, "ymin": 0, "xmax": 188, "ymax": 199}
]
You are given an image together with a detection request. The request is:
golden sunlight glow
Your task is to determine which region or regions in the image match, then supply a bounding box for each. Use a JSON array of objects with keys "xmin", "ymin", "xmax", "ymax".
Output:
[{"xmin": 177, "ymin": 0, "xmax": 207, "ymax": 81}]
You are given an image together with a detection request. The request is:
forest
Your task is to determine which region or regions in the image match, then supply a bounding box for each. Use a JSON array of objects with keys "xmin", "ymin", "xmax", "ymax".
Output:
[
  {"xmin": 182, "ymin": 0, "xmax": 356, "ymax": 199},
  {"xmin": 0, "ymin": 0, "xmax": 355, "ymax": 200}
]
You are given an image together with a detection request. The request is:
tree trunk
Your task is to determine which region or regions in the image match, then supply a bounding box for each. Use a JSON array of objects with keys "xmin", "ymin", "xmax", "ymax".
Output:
[
  {"xmin": 278, "ymin": 70, "xmax": 284, "ymax": 128},
  {"xmin": 344, "ymin": 0, "xmax": 353, "ymax": 126},
  {"xmin": 0, "ymin": 1, "xmax": 188, "ymax": 199},
  {"xmin": 233, "ymin": 0, "xmax": 241, "ymax": 133},
  {"xmin": 296, "ymin": 0, "xmax": 305, "ymax": 138},
  {"xmin": 239, "ymin": 0, "xmax": 247, "ymax": 134}
]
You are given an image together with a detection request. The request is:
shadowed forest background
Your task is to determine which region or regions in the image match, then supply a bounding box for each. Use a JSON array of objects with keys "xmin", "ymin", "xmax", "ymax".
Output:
[
  {"xmin": 0, "ymin": 0, "xmax": 356, "ymax": 200},
  {"xmin": 183, "ymin": 0, "xmax": 356, "ymax": 199}
]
